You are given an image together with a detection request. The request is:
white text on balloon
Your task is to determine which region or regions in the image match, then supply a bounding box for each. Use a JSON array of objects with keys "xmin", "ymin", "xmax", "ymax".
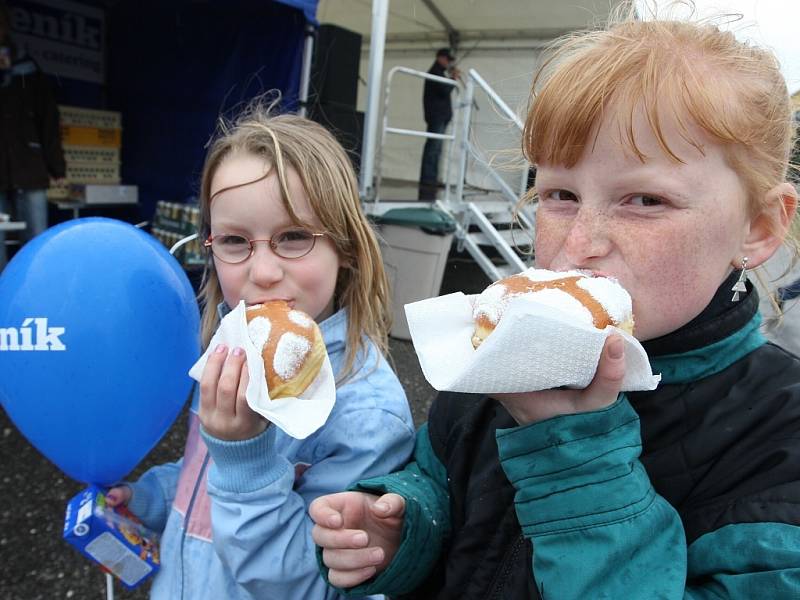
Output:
[{"xmin": 0, "ymin": 317, "xmax": 66, "ymax": 351}]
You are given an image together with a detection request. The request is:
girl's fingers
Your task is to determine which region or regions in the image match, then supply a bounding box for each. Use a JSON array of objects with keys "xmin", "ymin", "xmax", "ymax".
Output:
[
  {"xmin": 312, "ymin": 526, "xmax": 370, "ymax": 550},
  {"xmin": 235, "ymin": 357, "xmax": 250, "ymax": 418},
  {"xmin": 216, "ymin": 347, "xmax": 246, "ymax": 417},
  {"xmin": 323, "ymin": 546, "xmax": 385, "ymax": 571},
  {"xmin": 327, "ymin": 565, "xmax": 377, "ymax": 589},
  {"xmin": 371, "ymin": 493, "xmax": 406, "ymax": 519},
  {"xmin": 105, "ymin": 486, "xmax": 130, "ymax": 506},
  {"xmin": 309, "ymin": 497, "xmax": 343, "ymax": 529},
  {"xmin": 583, "ymin": 335, "xmax": 625, "ymax": 410},
  {"xmin": 199, "ymin": 344, "xmax": 228, "ymax": 413}
]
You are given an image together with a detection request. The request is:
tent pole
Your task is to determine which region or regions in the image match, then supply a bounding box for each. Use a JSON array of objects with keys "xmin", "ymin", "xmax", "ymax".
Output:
[
  {"xmin": 359, "ymin": 0, "xmax": 389, "ymax": 203},
  {"xmin": 298, "ymin": 24, "xmax": 315, "ymax": 118}
]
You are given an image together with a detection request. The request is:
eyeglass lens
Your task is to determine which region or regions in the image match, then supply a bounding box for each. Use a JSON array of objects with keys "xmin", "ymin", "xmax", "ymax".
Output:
[{"xmin": 210, "ymin": 229, "xmax": 317, "ymax": 262}]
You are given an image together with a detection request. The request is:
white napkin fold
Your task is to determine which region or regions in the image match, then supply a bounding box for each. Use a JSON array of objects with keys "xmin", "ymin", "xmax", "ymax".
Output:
[
  {"xmin": 405, "ymin": 292, "xmax": 660, "ymax": 393},
  {"xmin": 188, "ymin": 301, "xmax": 335, "ymax": 439}
]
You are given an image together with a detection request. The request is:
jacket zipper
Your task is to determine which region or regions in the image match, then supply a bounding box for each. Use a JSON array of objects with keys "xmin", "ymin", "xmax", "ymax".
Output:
[{"xmin": 179, "ymin": 450, "xmax": 210, "ymax": 600}]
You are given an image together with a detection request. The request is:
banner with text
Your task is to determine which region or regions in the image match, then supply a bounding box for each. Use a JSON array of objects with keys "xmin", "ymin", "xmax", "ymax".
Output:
[{"xmin": 9, "ymin": 0, "xmax": 104, "ymax": 84}]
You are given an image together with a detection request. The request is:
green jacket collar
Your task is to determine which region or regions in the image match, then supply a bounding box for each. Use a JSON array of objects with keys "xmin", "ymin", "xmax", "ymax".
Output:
[{"xmin": 644, "ymin": 273, "xmax": 764, "ymax": 384}]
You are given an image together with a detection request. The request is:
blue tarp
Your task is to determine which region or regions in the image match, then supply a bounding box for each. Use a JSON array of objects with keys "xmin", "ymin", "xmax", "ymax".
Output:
[{"xmin": 105, "ymin": 0, "xmax": 317, "ymax": 220}]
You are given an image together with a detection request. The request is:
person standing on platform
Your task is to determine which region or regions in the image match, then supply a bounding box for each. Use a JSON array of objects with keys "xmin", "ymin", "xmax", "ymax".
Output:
[
  {"xmin": 418, "ymin": 47, "xmax": 459, "ymax": 200},
  {"xmin": 0, "ymin": 2, "xmax": 65, "ymax": 269}
]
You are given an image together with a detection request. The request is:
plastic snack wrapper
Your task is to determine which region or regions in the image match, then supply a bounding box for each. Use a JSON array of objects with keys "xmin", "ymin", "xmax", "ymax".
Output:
[
  {"xmin": 405, "ymin": 292, "xmax": 661, "ymax": 394},
  {"xmin": 188, "ymin": 301, "xmax": 336, "ymax": 439}
]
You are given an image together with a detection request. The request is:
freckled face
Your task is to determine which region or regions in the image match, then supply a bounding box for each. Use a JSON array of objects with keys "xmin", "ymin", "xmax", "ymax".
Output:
[
  {"xmin": 533, "ymin": 109, "xmax": 750, "ymax": 341},
  {"xmin": 209, "ymin": 152, "xmax": 340, "ymax": 322}
]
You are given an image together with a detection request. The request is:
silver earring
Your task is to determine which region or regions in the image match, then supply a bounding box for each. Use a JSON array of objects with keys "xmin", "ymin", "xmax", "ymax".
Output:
[{"xmin": 731, "ymin": 256, "xmax": 749, "ymax": 301}]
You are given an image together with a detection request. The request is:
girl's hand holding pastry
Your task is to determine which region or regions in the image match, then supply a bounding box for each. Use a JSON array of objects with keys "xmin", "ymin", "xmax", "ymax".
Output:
[
  {"xmin": 199, "ymin": 343, "xmax": 268, "ymax": 441},
  {"xmin": 494, "ymin": 335, "xmax": 626, "ymax": 425}
]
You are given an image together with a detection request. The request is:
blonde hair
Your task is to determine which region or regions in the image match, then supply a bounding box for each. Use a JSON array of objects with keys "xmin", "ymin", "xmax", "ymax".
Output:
[
  {"xmin": 198, "ymin": 102, "xmax": 392, "ymax": 383},
  {"xmin": 522, "ymin": 2, "xmax": 798, "ymax": 236}
]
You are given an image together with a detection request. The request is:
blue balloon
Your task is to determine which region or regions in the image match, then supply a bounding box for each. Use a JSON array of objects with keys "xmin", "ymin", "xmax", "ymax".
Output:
[{"xmin": 0, "ymin": 218, "xmax": 200, "ymax": 485}]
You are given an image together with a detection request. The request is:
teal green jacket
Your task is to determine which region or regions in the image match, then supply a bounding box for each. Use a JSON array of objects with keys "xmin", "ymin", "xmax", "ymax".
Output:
[{"xmin": 325, "ymin": 280, "xmax": 800, "ymax": 598}]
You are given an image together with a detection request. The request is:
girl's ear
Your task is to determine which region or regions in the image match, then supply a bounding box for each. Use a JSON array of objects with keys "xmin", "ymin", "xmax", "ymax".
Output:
[{"xmin": 738, "ymin": 182, "xmax": 798, "ymax": 268}]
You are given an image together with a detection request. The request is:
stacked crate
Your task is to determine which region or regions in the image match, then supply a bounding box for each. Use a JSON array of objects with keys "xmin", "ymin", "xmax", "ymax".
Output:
[
  {"xmin": 48, "ymin": 105, "xmax": 122, "ymax": 199},
  {"xmin": 151, "ymin": 201, "xmax": 205, "ymax": 267}
]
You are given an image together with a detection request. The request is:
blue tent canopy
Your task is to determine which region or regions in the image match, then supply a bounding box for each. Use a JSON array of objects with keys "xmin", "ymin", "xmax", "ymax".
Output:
[{"xmin": 275, "ymin": 0, "xmax": 318, "ymax": 23}]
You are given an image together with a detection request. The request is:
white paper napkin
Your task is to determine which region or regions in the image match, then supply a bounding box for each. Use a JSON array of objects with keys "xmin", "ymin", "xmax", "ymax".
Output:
[
  {"xmin": 405, "ymin": 292, "xmax": 660, "ymax": 393},
  {"xmin": 188, "ymin": 301, "xmax": 336, "ymax": 439}
]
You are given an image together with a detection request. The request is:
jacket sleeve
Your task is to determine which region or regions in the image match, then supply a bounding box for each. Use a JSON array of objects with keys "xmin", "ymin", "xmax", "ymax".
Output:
[
  {"xmin": 33, "ymin": 73, "xmax": 65, "ymax": 179},
  {"xmin": 125, "ymin": 459, "xmax": 184, "ymax": 534},
  {"xmin": 684, "ymin": 522, "xmax": 800, "ymax": 598},
  {"xmin": 202, "ymin": 403, "xmax": 415, "ymax": 600},
  {"xmin": 498, "ymin": 396, "xmax": 800, "ymax": 599},
  {"xmin": 324, "ymin": 423, "xmax": 452, "ymax": 598}
]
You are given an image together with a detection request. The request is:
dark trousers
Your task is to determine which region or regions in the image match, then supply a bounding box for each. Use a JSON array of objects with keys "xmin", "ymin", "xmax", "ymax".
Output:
[
  {"xmin": 0, "ymin": 188, "xmax": 48, "ymax": 270},
  {"xmin": 418, "ymin": 119, "xmax": 449, "ymax": 200}
]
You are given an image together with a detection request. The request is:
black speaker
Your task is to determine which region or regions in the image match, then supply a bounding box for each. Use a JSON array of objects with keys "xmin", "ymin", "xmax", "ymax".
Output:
[
  {"xmin": 310, "ymin": 24, "xmax": 362, "ymax": 108},
  {"xmin": 309, "ymin": 101, "xmax": 364, "ymax": 171}
]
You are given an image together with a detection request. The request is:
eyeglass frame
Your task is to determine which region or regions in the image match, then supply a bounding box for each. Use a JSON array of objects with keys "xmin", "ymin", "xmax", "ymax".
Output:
[{"xmin": 203, "ymin": 229, "xmax": 327, "ymax": 264}]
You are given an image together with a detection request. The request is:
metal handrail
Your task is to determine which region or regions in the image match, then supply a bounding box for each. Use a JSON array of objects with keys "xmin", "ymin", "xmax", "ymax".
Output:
[
  {"xmin": 464, "ymin": 140, "xmax": 536, "ymax": 234},
  {"xmin": 370, "ymin": 63, "xmax": 535, "ymax": 282},
  {"xmin": 384, "ymin": 126, "xmax": 453, "ymax": 140},
  {"xmin": 374, "ymin": 65, "xmax": 460, "ymax": 209},
  {"xmin": 465, "ymin": 68, "xmax": 530, "ymax": 199},
  {"xmin": 468, "ymin": 69, "xmax": 525, "ymax": 130},
  {"xmin": 389, "ymin": 65, "xmax": 459, "ymax": 88},
  {"xmin": 465, "ymin": 142, "xmax": 519, "ymax": 205}
]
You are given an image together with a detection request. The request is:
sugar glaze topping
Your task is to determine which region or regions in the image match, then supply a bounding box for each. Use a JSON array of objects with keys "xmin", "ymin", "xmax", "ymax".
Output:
[
  {"xmin": 274, "ymin": 332, "xmax": 312, "ymax": 380},
  {"xmin": 245, "ymin": 302, "xmax": 316, "ymax": 383},
  {"xmin": 473, "ymin": 268, "xmax": 631, "ymax": 328}
]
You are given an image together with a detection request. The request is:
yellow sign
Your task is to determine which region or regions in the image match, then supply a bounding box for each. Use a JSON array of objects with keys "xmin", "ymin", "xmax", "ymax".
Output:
[{"xmin": 60, "ymin": 126, "xmax": 121, "ymax": 148}]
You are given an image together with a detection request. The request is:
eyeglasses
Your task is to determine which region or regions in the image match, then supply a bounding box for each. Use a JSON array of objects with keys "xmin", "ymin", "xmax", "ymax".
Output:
[{"xmin": 204, "ymin": 229, "xmax": 326, "ymax": 264}]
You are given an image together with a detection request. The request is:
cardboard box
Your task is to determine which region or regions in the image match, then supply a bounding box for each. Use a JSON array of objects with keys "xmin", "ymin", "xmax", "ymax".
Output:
[
  {"xmin": 63, "ymin": 145, "xmax": 121, "ymax": 165},
  {"xmin": 69, "ymin": 184, "xmax": 138, "ymax": 205},
  {"xmin": 60, "ymin": 125, "xmax": 121, "ymax": 148},
  {"xmin": 63, "ymin": 485, "xmax": 160, "ymax": 589},
  {"xmin": 59, "ymin": 105, "xmax": 122, "ymax": 129},
  {"xmin": 47, "ymin": 180, "xmax": 70, "ymax": 199},
  {"xmin": 66, "ymin": 163, "xmax": 121, "ymax": 185}
]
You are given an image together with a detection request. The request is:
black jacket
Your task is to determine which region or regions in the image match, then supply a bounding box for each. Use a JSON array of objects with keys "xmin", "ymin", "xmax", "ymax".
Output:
[
  {"xmin": 398, "ymin": 275, "xmax": 800, "ymax": 598},
  {"xmin": 0, "ymin": 51, "xmax": 65, "ymax": 190},
  {"xmin": 423, "ymin": 62, "xmax": 454, "ymax": 125}
]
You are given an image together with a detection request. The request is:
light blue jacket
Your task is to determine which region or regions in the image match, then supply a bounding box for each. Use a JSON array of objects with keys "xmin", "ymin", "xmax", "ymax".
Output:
[{"xmin": 127, "ymin": 308, "xmax": 415, "ymax": 599}]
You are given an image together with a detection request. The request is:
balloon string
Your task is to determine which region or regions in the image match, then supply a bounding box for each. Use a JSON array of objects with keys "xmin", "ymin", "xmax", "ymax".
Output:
[{"xmin": 170, "ymin": 233, "xmax": 198, "ymax": 256}]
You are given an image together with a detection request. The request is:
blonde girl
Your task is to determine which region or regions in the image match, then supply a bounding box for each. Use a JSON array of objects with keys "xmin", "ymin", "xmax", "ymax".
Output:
[{"xmin": 109, "ymin": 106, "xmax": 415, "ymax": 600}]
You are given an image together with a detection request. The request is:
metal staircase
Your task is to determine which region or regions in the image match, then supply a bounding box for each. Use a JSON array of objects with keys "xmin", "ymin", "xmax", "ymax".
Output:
[{"xmin": 364, "ymin": 66, "xmax": 536, "ymax": 282}]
